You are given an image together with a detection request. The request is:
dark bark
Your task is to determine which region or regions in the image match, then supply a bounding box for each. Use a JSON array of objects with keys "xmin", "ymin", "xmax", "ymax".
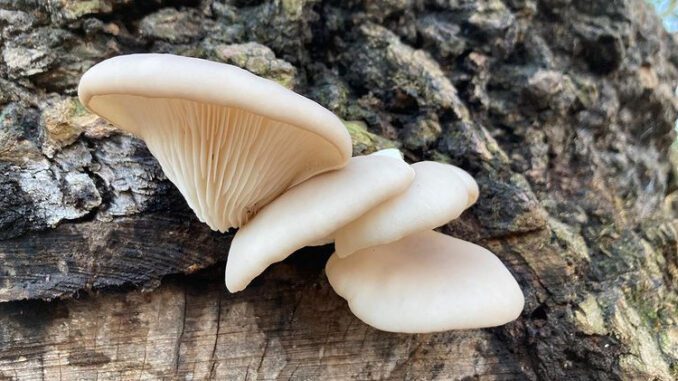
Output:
[{"xmin": 0, "ymin": 0, "xmax": 677, "ymax": 379}]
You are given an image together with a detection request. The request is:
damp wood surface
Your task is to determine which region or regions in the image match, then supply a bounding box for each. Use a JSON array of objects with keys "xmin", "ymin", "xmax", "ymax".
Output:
[{"xmin": 1, "ymin": 0, "xmax": 678, "ymax": 380}]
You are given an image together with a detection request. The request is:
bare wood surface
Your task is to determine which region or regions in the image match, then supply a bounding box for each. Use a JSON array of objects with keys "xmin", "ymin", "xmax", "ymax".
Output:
[{"xmin": 0, "ymin": 259, "xmax": 533, "ymax": 380}]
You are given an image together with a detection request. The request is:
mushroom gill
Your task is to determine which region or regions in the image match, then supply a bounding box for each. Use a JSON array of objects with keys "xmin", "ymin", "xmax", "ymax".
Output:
[{"xmin": 78, "ymin": 54, "xmax": 352, "ymax": 232}]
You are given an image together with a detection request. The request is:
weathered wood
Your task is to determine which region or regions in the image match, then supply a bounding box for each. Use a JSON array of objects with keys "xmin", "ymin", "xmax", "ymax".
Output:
[
  {"xmin": 1, "ymin": 0, "xmax": 677, "ymax": 380},
  {"xmin": 0, "ymin": 211, "xmax": 230, "ymax": 301},
  {"xmin": 0, "ymin": 258, "xmax": 535, "ymax": 380}
]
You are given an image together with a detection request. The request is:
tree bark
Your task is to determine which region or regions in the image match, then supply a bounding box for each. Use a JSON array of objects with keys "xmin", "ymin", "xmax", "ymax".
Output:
[{"xmin": 1, "ymin": 0, "xmax": 677, "ymax": 379}]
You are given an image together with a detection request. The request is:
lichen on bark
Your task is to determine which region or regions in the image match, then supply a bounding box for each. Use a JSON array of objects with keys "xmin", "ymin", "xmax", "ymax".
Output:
[{"xmin": 0, "ymin": 0, "xmax": 677, "ymax": 379}]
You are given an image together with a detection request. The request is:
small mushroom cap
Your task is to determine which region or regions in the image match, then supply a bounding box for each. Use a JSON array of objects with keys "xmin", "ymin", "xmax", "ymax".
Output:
[
  {"xmin": 326, "ymin": 230, "xmax": 524, "ymax": 333},
  {"xmin": 369, "ymin": 148, "xmax": 403, "ymax": 160},
  {"xmin": 78, "ymin": 54, "xmax": 351, "ymax": 231},
  {"xmin": 334, "ymin": 161, "xmax": 478, "ymax": 258},
  {"xmin": 225, "ymin": 154, "xmax": 415, "ymax": 292},
  {"xmin": 450, "ymin": 166, "xmax": 479, "ymax": 206}
]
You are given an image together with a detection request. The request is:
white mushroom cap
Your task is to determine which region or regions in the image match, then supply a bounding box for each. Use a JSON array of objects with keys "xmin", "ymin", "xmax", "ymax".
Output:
[
  {"xmin": 78, "ymin": 54, "xmax": 352, "ymax": 232},
  {"xmin": 369, "ymin": 147, "xmax": 403, "ymax": 160},
  {"xmin": 334, "ymin": 161, "xmax": 478, "ymax": 258},
  {"xmin": 305, "ymin": 148, "xmax": 407, "ymax": 248},
  {"xmin": 225, "ymin": 154, "xmax": 415, "ymax": 292},
  {"xmin": 450, "ymin": 165, "xmax": 479, "ymax": 206},
  {"xmin": 326, "ymin": 230, "xmax": 524, "ymax": 333}
]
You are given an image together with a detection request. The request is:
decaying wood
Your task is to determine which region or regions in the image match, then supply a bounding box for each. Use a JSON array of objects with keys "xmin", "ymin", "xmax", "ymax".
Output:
[
  {"xmin": 0, "ymin": 260, "xmax": 534, "ymax": 380},
  {"xmin": 0, "ymin": 211, "xmax": 230, "ymax": 301},
  {"xmin": 1, "ymin": 0, "xmax": 677, "ymax": 380}
]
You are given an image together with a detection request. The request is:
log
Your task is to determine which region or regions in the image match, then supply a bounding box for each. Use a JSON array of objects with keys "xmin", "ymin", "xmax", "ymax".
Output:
[{"xmin": 1, "ymin": 0, "xmax": 677, "ymax": 379}]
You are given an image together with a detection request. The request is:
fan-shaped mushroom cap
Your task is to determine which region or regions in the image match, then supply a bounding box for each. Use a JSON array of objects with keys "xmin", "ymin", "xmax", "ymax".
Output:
[
  {"xmin": 450, "ymin": 166, "xmax": 479, "ymax": 206},
  {"xmin": 369, "ymin": 147, "xmax": 403, "ymax": 160},
  {"xmin": 334, "ymin": 161, "xmax": 478, "ymax": 258},
  {"xmin": 78, "ymin": 54, "xmax": 352, "ymax": 232},
  {"xmin": 326, "ymin": 230, "xmax": 524, "ymax": 333},
  {"xmin": 225, "ymin": 153, "xmax": 415, "ymax": 292}
]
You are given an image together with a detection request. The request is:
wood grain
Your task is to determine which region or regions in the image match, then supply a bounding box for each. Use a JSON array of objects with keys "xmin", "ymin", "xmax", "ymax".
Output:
[{"xmin": 0, "ymin": 255, "xmax": 532, "ymax": 380}]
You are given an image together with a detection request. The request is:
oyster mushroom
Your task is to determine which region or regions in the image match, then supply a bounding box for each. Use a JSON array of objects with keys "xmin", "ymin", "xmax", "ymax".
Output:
[
  {"xmin": 225, "ymin": 152, "xmax": 415, "ymax": 292},
  {"xmin": 334, "ymin": 161, "xmax": 479, "ymax": 258},
  {"xmin": 325, "ymin": 230, "xmax": 524, "ymax": 333},
  {"xmin": 78, "ymin": 54, "xmax": 351, "ymax": 232}
]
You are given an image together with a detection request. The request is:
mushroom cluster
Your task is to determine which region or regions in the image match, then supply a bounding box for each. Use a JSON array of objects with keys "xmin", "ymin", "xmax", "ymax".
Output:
[{"xmin": 79, "ymin": 54, "xmax": 524, "ymax": 333}]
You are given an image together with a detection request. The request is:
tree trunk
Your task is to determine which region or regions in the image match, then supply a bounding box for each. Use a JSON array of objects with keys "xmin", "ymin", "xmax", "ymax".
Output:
[{"xmin": 1, "ymin": 0, "xmax": 677, "ymax": 379}]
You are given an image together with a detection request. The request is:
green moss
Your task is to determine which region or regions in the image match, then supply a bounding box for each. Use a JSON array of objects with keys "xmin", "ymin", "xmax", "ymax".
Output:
[
  {"xmin": 73, "ymin": 98, "xmax": 89, "ymax": 117},
  {"xmin": 214, "ymin": 43, "xmax": 297, "ymax": 89},
  {"xmin": 669, "ymin": 137, "xmax": 678, "ymax": 192},
  {"xmin": 428, "ymin": 151, "xmax": 452, "ymax": 164},
  {"xmin": 572, "ymin": 76, "xmax": 599, "ymax": 108},
  {"xmin": 400, "ymin": 115, "xmax": 442, "ymax": 150},
  {"xmin": 61, "ymin": 0, "xmax": 112, "ymax": 20},
  {"xmin": 574, "ymin": 294, "xmax": 608, "ymax": 335},
  {"xmin": 549, "ymin": 218, "xmax": 591, "ymax": 262},
  {"xmin": 344, "ymin": 120, "xmax": 397, "ymax": 156},
  {"xmin": 282, "ymin": 0, "xmax": 306, "ymax": 18},
  {"xmin": 611, "ymin": 294, "xmax": 673, "ymax": 379}
]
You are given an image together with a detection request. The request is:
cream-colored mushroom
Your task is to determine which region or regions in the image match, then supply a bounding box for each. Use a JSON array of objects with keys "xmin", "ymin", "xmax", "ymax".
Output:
[
  {"xmin": 334, "ymin": 161, "xmax": 478, "ymax": 258},
  {"xmin": 78, "ymin": 54, "xmax": 351, "ymax": 232},
  {"xmin": 368, "ymin": 147, "xmax": 404, "ymax": 160},
  {"xmin": 326, "ymin": 230, "xmax": 524, "ymax": 333},
  {"xmin": 225, "ymin": 153, "xmax": 415, "ymax": 292}
]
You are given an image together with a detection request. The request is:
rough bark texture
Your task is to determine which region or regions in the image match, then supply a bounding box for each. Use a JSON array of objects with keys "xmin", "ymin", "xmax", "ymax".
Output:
[{"xmin": 1, "ymin": 0, "xmax": 677, "ymax": 379}]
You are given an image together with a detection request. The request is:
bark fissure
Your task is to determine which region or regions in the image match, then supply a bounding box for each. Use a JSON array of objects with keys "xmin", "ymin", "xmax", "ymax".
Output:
[{"xmin": 0, "ymin": 0, "xmax": 676, "ymax": 379}]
